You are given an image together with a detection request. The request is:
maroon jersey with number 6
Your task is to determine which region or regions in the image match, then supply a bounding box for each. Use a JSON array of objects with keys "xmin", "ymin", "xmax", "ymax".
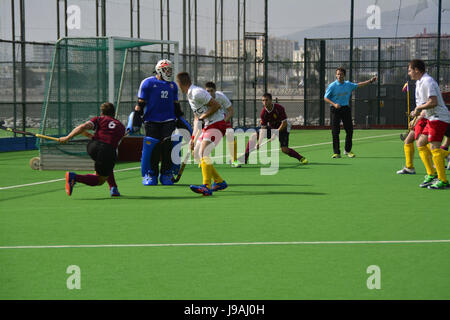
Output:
[
  {"xmin": 89, "ymin": 116, "xmax": 125, "ymax": 148},
  {"xmin": 260, "ymin": 103, "xmax": 287, "ymax": 130}
]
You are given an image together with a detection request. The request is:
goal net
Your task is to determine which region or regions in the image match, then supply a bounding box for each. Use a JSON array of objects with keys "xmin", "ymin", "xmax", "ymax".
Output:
[{"xmin": 38, "ymin": 37, "xmax": 179, "ymax": 170}]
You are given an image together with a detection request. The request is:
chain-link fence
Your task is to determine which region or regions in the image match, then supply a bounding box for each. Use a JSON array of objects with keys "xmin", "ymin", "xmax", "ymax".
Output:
[
  {"xmin": 1, "ymin": 35, "xmax": 449, "ymax": 144},
  {"xmin": 305, "ymin": 36, "xmax": 450, "ymax": 127}
]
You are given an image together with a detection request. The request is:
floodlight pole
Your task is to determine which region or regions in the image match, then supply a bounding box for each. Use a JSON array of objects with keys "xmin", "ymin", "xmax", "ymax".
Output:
[
  {"xmin": 349, "ymin": 0, "xmax": 354, "ymax": 82},
  {"xmin": 108, "ymin": 37, "xmax": 115, "ymax": 104},
  {"xmin": 101, "ymin": 0, "xmax": 106, "ymax": 36},
  {"xmin": 64, "ymin": 0, "xmax": 68, "ymax": 36},
  {"xmin": 437, "ymin": 0, "xmax": 442, "ymax": 84},
  {"xmin": 264, "ymin": 0, "xmax": 268, "ymax": 93},
  {"xmin": 20, "ymin": 0, "xmax": 26, "ymax": 134}
]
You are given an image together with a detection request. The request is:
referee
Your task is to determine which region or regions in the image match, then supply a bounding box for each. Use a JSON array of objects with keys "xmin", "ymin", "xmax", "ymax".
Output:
[{"xmin": 324, "ymin": 67, "xmax": 377, "ymax": 158}]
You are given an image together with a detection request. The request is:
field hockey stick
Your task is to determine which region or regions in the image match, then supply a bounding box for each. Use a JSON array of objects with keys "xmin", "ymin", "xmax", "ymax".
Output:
[
  {"xmin": 400, "ymin": 114, "xmax": 418, "ymax": 141},
  {"xmin": 172, "ymin": 129, "xmax": 201, "ymax": 183},
  {"xmin": 248, "ymin": 134, "xmax": 277, "ymax": 154},
  {"xmin": 172, "ymin": 149, "xmax": 191, "ymax": 183},
  {"xmin": 0, "ymin": 121, "xmax": 60, "ymax": 142}
]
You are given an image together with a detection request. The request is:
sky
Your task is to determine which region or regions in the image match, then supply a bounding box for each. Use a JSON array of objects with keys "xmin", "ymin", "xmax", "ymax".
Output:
[{"xmin": 0, "ymin": 0, "xmax": 448, "ymax": 52}]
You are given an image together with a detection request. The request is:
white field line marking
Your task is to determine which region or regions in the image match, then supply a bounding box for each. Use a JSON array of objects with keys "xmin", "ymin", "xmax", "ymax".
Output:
[
  {"xmin": 0, "ymin": 166, "xmax": 140, "ymax": 190},
  {"xmin": 0, "ymin": 133, "xmax": 398, "ymax": 191},
  {"xmin": 289, "ymin": 132, "xmax": 398, "ymax": 149},
  {"xmin": 231, "ymin": 132, "xmax": 399, "ymax": 160},
  {"xmin": 0, "ymin": 239, "xmax": 449, "ymax": 250}
]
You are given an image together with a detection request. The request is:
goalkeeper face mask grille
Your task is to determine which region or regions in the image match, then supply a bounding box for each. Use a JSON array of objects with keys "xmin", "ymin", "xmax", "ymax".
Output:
[{"xmin": 156, "ymin": 59, "xmax": 173, "ymax": 81}]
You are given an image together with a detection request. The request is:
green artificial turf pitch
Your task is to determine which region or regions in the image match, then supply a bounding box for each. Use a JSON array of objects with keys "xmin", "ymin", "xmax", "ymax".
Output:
[{"xmin": 0, "ymin": 129, "xmax": 449, "ymax": 299}]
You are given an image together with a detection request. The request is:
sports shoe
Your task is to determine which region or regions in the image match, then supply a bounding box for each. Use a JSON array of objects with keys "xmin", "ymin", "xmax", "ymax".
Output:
[
  {"xmin": 189, "ymin": 184, "xmax": 213, "ymax": 196},
  {"xmin": 332, "ymin": 153, "xmax": 341, "ymax": 158},
  {"xmin": 212, "ymin": 180, "xmax": 228, "ymax": 192},
  {"xmin": 160, "ymin": 173, "xmax": 174, "ymax": 185},
  {"xmin": 110, "ymin": 186, "xmax": 120, "ymax": 197},
  {"xmin": 427, "ymin": 179, "xmax": 450, "ymax": 189},
  {"xmin": 65, "ymin": 171, "xmax": 76, "ymax": 196},
  {"xmin": 344, "ymin": 151, "xmax": 355, "ymax": 158},
  {"xmin": 231, "ymin": 160, "xmax": 241, "ymax": 168},
  {"xmin": 300, "ymin": 157, "xmax": 308, "ymax": 164},
  {"xmin": 419, "ymin": 174, "xmax": 438, "ymax": 188},
  {"xmin": 396, "ymin": 167, "xmax": 416, "ymax": 175},
  {"xmin": 143, "ymin": 174, "xmax": 158, "ymax": 186}
]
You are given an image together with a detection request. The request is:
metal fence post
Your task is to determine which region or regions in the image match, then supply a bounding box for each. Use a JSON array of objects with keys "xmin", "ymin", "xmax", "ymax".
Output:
[
  {"xmin": 303, "ymin": 38, "xmax": 307, "ymax": 126},
  {"xmin": 319, "ymin": 40, "xmax": 325, "ymax": 126}
]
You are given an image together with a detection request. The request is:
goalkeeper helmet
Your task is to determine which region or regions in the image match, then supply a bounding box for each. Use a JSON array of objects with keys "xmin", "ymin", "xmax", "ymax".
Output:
[{"xmin": 155, "ymin": 59, "xmax": 173, "ymax": 81}]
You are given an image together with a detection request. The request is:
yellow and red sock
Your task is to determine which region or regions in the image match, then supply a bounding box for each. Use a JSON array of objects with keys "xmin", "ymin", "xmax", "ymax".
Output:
[
  {"xmin": 201, "ymin": 157, "xmax": 213, "ymax": 189},
  {"xmin": 404, "ymin": 143, "xmax": 415, "ymax": 169},
  {"xmin": 211, "ymin": 166, "xmax": 223, "ymax": 184},
  {"xmin": 227, "ymin": 139, "xmax": 235, "ymax": 162},
  {"xmin": 418, "ymin": 145, "xmax": 436, "ymax": 176},
  {"xmin": 431, "ymin": 148, "xmax": 448, "ymax": 183}
]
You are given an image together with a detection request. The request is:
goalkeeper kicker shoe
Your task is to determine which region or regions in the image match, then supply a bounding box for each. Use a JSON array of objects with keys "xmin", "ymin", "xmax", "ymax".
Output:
[
  {"xmin": 110, "ymin": 186, "xmax": 120, "ymax": 197},
  {"xmin": 300, "ymin": 157, "xmax": 309, "ymax": 164},
  {"xmin": 427, "ymin": 179, "xmax": 450, "ymax": 190},
  {"xmin": 419, "ymin": 174, "xmax": 438, "ymax": 188},
  {"xmin": 212, "ymin": 180, "xmax": 228, "ymax": 192},
  {"xmin": 159, "ymin": 173, "xmax": 174, "ymax": 185},
  {"xmin": 143, "ymin": 174, "xmax": 158, "ymax": 186},
  {"xmin": 190, "ymin": 184, "xmax": 213, "ymax": 196},
  {"xmin": 396, "ymin": 167, "xmax": 416, "ymax": 174},
  {"xmin": 65, "ymin": 171, "xmax": 76, "ymax": 196}
]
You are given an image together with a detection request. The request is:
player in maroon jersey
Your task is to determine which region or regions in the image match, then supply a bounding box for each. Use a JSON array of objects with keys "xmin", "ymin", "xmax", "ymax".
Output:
[
  {"xmin": 59, "ymin": 102, "xmax": 126, "ymax": 197},
  {"xmin": 244, "ymin": 93, "xmax": 308, "ymax": 165}
]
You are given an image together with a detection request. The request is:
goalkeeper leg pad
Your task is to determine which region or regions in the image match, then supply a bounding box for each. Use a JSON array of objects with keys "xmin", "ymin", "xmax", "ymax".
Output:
[
  {"xmin": 159, "ymin": 172, "xmax": 174, "ymax": 185},
  {"xmin": 141, "ymin": 137, "xmax": 160, "ymax": 177}
]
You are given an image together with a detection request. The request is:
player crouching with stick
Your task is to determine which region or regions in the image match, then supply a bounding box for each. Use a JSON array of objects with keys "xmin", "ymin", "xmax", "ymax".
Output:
[
  {"xmin": 176, "ymin": 72, "xmax": 228, "ymax": 196},
  {"xmin": 59, "ymin": 102, "xmax": 126, "ymax": 196},
  {"xmin": 243, "ymin": 93, "xmax": 308, "ymax": 165}
]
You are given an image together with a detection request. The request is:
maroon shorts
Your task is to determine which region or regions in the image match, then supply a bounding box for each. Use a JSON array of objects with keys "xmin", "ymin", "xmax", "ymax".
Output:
[{"xmin": 422, "ymin": 120, "xmax": 449, "ymax": 142}]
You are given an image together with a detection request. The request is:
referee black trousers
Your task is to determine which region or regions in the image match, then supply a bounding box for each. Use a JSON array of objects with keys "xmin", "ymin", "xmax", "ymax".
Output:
[{"xmin": 330, "ymin": 105, "xmax": 353, "ymax": 154}]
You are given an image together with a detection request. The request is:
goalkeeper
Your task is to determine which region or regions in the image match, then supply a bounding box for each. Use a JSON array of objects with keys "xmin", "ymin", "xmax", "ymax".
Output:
[
  {"xmin": 60, "ymin": 102, "xmax": 125, "ymax": 197},
  {"xmin": 129, "ymin": 59, "xmax": 191, "ymax": 186}
]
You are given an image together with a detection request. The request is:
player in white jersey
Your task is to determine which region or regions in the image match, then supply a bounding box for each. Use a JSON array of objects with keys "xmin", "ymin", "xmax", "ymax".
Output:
[
  {"xmin": 408, "ymin": 59, "xmax": 450, "ymax": 189},
  {"xmin": 204, "ymin": 82, "xmax": 241, "ymax": 168},
  {"xmin": 176, "ymin": 72, "xmax": 228, "ymax": 196}
]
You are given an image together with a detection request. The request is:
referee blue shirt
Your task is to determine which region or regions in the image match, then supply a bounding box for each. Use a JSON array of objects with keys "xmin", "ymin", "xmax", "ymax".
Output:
[{"xmin": 324, "ymin": 80, "xmax": 358, "ymax": 106}]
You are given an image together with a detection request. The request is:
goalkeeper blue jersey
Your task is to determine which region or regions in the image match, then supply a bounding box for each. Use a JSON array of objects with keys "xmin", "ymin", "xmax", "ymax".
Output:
[{"xmin": 137, "ymin": 76, "xmax": 179, "ymax": 122}]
